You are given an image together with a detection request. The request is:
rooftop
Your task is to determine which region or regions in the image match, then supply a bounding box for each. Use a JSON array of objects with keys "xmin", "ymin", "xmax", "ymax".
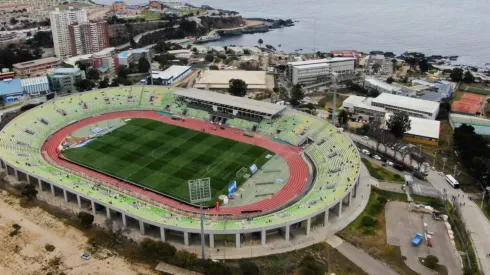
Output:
[
  {"xmin": 52, "ymin": 68, "xmax": 81, "ymax": 74},
  {"xmin": 173, "ymin": 88, "xmax": 286, "ymax": 116},
  {"xmin": 294, "ymin": 63, "xmax": 330, "ymax": 69},
  {"xmin": 152, "ymin": 65, "xmax": 191, "ymax": 80},
  {"xmin": 385, "ymin": 113, "xmax": 440, "ymax": 139},
  {"xmin": 365, "ymin": 78, "xmax": 401, "ymax": 92},
  {"xmin": 0, "ymin": 79, "xmax": 23, "ymax": 96},
  {"xmin": 21, "ymin": 76, "xmax": 49, "ymax": 86},
  {"xmin": 194, "ymin": 70, "xmax": 267, "ymax": 89},
  {"xmin": 373, "ymin": 93, "xmax": 440, "ymax": 114},
  {"xmin": 13, "ymin": 57, "xmax": 60, "ymax": 69},
  {"xmin": 288, "ymin": 57, "xmax": 356, "ymax": 66}
]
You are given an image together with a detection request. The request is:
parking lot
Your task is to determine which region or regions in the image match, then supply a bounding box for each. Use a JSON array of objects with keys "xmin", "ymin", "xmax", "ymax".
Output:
[{"xmin": 385, "ymin": 201, "xmax": 462, "ymax": 275}]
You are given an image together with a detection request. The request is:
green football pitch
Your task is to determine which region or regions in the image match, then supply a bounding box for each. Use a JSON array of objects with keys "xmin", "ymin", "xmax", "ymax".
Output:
[{"xmin": 62, "ymin": 118, "xmax": 273, "ymax": 204}]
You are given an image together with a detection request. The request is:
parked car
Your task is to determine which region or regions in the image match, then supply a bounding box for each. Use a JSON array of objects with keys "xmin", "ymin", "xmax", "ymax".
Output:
[
  {"xmin": 386, "ymin": 160, "xmax": 394, "ymax": 166},
  {"xmin": 81, "ymin": 253, "xmax": 91, "ymax": 260},
  {"xmin": 411, "ymin": 233, "xmax": 423, "ymax": 246},
  {"xmin": 362, "ymin": 136, "xmax": 369, "ymax": 140},
  {"xmin": 373, "ymin": 155, "xmax": 382, "ymax": 160},
  {"xmin": 393, "ymin": 164, "xmax": 405, "ymax": 171},
  {"xmin": 361, "ymin": 149, "xmax": 370, "ymax": 155}
]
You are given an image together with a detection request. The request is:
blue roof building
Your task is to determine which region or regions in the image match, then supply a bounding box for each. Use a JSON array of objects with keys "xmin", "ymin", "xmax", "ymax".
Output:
[{"xmin": 0, "ymin": 79, "xmax": 25, "ymax": 102}]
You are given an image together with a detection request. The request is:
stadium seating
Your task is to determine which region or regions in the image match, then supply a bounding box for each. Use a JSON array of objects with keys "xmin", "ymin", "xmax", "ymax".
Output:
[{"xmin": 0, "ymin": 86, "xmax": 360, "ymax": 231}]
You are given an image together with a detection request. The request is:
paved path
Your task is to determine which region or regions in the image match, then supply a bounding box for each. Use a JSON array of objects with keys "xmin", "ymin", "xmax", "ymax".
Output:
[
  {"xmin": 327, "ymin": 235, "xmax": 399, "ymax": 275},
  {"xmin": 349, "ymin": 132, "xmax": 490, "ymax": 274}
]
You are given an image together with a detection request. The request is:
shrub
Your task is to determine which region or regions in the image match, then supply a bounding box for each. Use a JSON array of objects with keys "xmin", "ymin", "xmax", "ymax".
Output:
[
  {"xmin": 377, "ymin": 196, "xmax": 388, "ymax": 205},
  {"xmin": 368, "ymin": 202, "xmax": 383, "ymax": 215},
  {"xmin": 361, "ymin": 216, "xmax": 377, "ymax": 227},
  {"xmin": 45, "ymin": 244, "xmax": 56, "ymax": 252},
  {"xmin": 394, "ymin": 174, "xmax": 402, "ymax": 180},
  {"xmin": 140, "ymin": 238, "xmax": 176, "ymax": 261},
  {"xmin": 20, "ymin": 183, "xmax": 38, "ymax": 201},
  {"xmin": 77, "ymin": 212, "xmax": 94, "ymax": 228},
  {"xmin": 204, "ymin": 54, "xmax": 214, "ymax": 62},
  {"xmin": 425, "ymin": 255, "xmax": 439, "ymax": 269},
  {"xmin": 239, "ymin": 261, "xmax": 260, "ymax": 275}
]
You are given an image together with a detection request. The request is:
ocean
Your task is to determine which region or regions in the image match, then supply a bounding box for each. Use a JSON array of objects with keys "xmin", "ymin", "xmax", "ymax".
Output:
[{"xmin": 96, "ymin": 0, "xmax": 490, "ymax": 65}]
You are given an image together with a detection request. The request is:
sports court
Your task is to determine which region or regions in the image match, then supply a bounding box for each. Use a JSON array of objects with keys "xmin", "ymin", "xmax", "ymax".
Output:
[
  {"xmin": 62, "ymin": 118, "xmax": 274, "ymax": 205},
  {"xmin": 451, "ymin": 92, "xmax": 486, "ymax": 115}
]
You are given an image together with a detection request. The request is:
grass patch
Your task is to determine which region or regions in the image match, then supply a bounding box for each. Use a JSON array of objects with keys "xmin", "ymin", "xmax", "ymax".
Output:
[
  {"xmin": 339, "ymin": 187, "xmax": 445, "ymax": 275},
  {"xmin": 63, "ymin": 118, "xmax": 273, "ymax": 205},
  {"xmin": 361, "ymin": 158, "xmax": 404, "ymax": 183}
]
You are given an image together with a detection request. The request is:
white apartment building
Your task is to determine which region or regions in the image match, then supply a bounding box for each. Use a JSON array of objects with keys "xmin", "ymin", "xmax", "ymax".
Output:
[
  {"xmin": 50, "ymin": 7, "xmax": 88, "ymax": 58},
  {"xmin": 287, "ymin": 57, "xmax": 356, "ymax": 85},
  {"xmin": 364, "ymin": 78, "xmax": 402, "ymax": 95},
  {"xmin": 372, "ymin": 93, "xmax": 440, "ymax": 120}
]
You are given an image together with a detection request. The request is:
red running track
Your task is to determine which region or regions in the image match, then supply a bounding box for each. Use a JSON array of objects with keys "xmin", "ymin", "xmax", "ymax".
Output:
[{"xmin": 42, "ymin": 111, "xmax": 309, "ymax": 216}]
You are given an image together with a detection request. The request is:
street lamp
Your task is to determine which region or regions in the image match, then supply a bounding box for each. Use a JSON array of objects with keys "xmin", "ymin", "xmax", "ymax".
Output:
[{"xmin": 188, "ymin": 178, "xmax": 212, "ymax": 260}]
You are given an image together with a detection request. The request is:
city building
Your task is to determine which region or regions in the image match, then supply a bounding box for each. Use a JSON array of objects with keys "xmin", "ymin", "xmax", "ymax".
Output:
[
  {"xmin": 0, "ymin": 3, "xmax": 32, "ymax": 12},
  {"xmin": 21, "ymin": 76, "xmax": 51, "ymax": 96},
  {"xmin": 287, "ymin": 58, "xmax": 356, "ymax": 85},
  {"xmin": 118, "ymin": 51, "xmax": 133, "ymax": 66},
  {"xmin": 13, "ymin": 57, "xmax": 61, "ymax": 77},
  {"xmin": 111, "ymin": 0, "xmax": 126, "ymax": 11},
  {"xmin": 364, "ymin": 78, "xmax": 402, "ymax": 95},
  {"xmin": 91, "ymin": 47, "xmax": 119, "ymax": 77},
  {"xmin": 227, "ymin": 46, "xmax": 244, "ymax": 55},
  {"xmin": 151, "ymin": 65, "xmax": 192, "ymax": 85},
  {"xmin": 118, "ymin": 48, "xmax": 151, "ymax": 67},
  {"xmin": 149, "ymin": 1, "xmax": 163, "ymax": 10},
  {"xmin": 167, "ymin": 49, "xmax": 192, "ymax": 59},
  {"xmin": 342, "ymin": 95, "xmax": 385, "ymax": 118},
  {"xmin": 365, "ymin": 54, "xmax": 393, "ymax": 75},
  {"xmin": 0, "ymin": 70, "xmax": 15, "ymax": 80},
  {"xmin": 330, "ymin": 50, "xmax": 361, "ymax": 59},
  {"xmin": 68, "ymin": 20, "xmax": 110, "ymax": 56},
  {"xmin": 0, "ymin": 78, "xmax": 25, "ymax": 103},
  {"xmin": 194, "ymin": 70, "xmax": 268, "ymax": 92},
  {"xmin": 50, "ymin": 7, "xmax": 88, "ymax": 58},
  {"xmin": 242, "ymin": 46, "xmax": 262, "ymax": 55},
  {"xmin": 191, "ymin": 45, "xmax": 208, "ymax": 54},
  {"xmin": 384, "ymin": 114, "xmax": 440, "ymax": 146},
  {"xmin": 372, "ymin": 93, "xmax": 440, "ymax": 120},
  {"xmin": 49, "ymin": 68, "xmax": 86, "ymax": 93},
  {"xmin": 0, "ymin": 33, "xmax": 20, "ymax": 48}
]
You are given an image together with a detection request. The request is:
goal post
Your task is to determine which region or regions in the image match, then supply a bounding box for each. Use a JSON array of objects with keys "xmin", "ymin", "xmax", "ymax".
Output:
[{"xmin": 236, "ymin": 167, "xmax": 248, "ymax": 179}]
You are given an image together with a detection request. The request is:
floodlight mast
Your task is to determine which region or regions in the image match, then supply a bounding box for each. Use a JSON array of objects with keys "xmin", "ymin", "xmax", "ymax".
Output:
[{"xmin": 188, "ymin": 178, "xmax": 211, "ymax": 260}]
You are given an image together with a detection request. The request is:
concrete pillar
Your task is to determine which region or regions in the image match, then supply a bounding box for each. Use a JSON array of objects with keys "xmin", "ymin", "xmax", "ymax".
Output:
[
  {"xmin": 285, "ymin": 224, "xmax": 290, "ymax": 241},
  {"xmin": 91, "ymin": 200, "xmax": 96, "ymax": 216},
  {"xmin": 160, "ymin": 227, "xmax": 166, "ymax": 242},
  {"xmin": 50, "ymin": 183, "xmax": 55, "ymax": 196},
  {"xmin": 76, "ymin": 194, "xmax": 81, "ymax": 208},
  {"xmin": 122, "ymin": 214, "xmax": 127, "ymax": 228},
  {"xmin": 209, "ymin": 233, "xmax": 214, "ymax": 248},
  {"xmin": 184, "ymin": 231, "xmax": 189, "ymax": 246},
  {"xmin": 38, "ymin": 178, "xmax": 43, "ymax": 191},
  {"xmin": 261, "ymin": 229, "xmax": 266, "ymax": 246},
  {"xmin": 348, "ymin": 191, "xmax": 353, "ymax": 205},
  {"xmin": 235, "ymin": 233, "xmax": 240, "ymax": 248},
  {"xmin": 63, "ymin": 189, "xmax": 68, "ymax": 202},
  {"xmin": 324, "ymin": 209, "xmax": 329, "ymax": 227},
  {"xmin": 106, "ymin": 207, "xmax": 111, "ymax": 219},
  {"xmin": 338, "ymin": 200, "xmax": 342, "ymax": 217},
  {"xmin": 14, "ymin": 169, "xmax": 19, "ymax": 181},
  {"xmin": 139, "ymin": 220, "xmax": 145, "ymax": 235},
  {"xmin": 306, "ymin": 217, "xmax": 311, "ymax": 236},
  {"xmin": 27, "ymin": 174, "xmax": 31, "ymax": 184}
]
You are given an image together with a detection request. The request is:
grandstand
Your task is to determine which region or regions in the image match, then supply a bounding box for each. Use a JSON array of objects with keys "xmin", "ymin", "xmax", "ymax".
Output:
[{"xmin": 0, "ymin": 86, "xmax": 361, "ymax": 249}]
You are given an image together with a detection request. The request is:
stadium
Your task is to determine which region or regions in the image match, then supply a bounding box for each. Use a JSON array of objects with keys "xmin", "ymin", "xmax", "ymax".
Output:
[{"xmin": 0, "ymin": 86, "xmax": 361, "ymax": 250}]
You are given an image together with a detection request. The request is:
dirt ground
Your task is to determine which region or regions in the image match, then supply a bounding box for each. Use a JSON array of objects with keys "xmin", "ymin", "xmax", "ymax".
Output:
[{"xmin": 0, "ymin": 190, "xmax": 156, "ymax": 275}]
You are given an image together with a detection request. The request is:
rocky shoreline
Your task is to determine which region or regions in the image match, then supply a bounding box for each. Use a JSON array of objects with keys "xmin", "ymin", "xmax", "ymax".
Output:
[{"xmin": 217, "ymin": 18, "xmax": 295, "ymax": 36}]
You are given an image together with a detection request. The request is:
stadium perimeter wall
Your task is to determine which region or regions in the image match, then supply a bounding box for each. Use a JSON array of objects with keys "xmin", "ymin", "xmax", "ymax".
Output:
[{"xmin": 0, "ymin": 89, "xmax": 361, "ymax": 249}]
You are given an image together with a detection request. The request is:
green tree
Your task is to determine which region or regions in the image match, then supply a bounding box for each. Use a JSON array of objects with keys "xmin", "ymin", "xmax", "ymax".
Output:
[
  {"xmin": 98, "ymin": 77, "xmax": 110, "ymax": 89},
  {"xmin": 463, "ymin": 70, "xmax": 475, "ymax": 83},
  {"xmin": 10, "ymin": 17, "xmax": 18, "ymax": 25},
  {"xmin": 239, "ymin": 261, "xmax": 260, "ymax": 275},
  {"xmin": 110, "ymin": 77, "xmax": 120, "ymax": 87},
  {"xmin": 386, "ymin": 76, "xmax": 394, "ymax": 84},
  {"xmin": 140, "ymin": 238, "xmax": 176, "ymax": 260},
  {"xmin": 209, "ymin": 65, "xmax": 219, "ymax": 70},
  {"xmin": 204, "ymin": 54, "xmax": 214, "ymax": 62},
  {"xmin": 77, "ymin": 212, "xmax": 94, "ymax": 227},
  {"xmin": 425, "ymin": 255, "xmax": 439, "ymax": 269},
  {"xmin": 450, "ymin": 68, "xmax": 464, "ymax": 82},
  {"xmin": 138, "ymin": 57, "xmax": 151, "ymax": 73},
  {"xmin": 386, "ymin": 112, "xmax": 411, "ymax": 138},
  {"xmin": 0, "ymin": 96, "xmax": 5, "ymax": 108},
  {"xmin": 337, "ymin": 109, "xmax": 348, "ymax": 126},
  {"xmin": 372, "ymin": 63, "xmax": 381, "ymax": 73},
  {"xmin": 258, "ymin": 38, "xmax": 263, "ymax": 47},
  {"xmin": 418, "ymin": 58, "xmax": 429, "ymax": 74},
  {"xmin": 74, "ymin": 79, "xmax": 95, "ymax": 91},
  {"xmin": 21, "ymin": 183, "xmax": 38, "ymax": 201},
  {"xmin": 75, "ymin": 60, "xmax": 87, "ymax": 71},
  {"xmin": 228, "ymin": 79, "xmax": 248, "ymax": 97},
  {"xmin": 86, "ymin": 68, "xmax": 100, "ymax": 81},
  {"xmin": 290, "ymin": 84, "xmax": 304, "ymax": 104},
  {"xmin": 118, "ymin": 65, "xmax": 129, "ymax": 79},
  {"xmin": 367, "ymin": 88, "xmax": 380, "ymax": 98}
]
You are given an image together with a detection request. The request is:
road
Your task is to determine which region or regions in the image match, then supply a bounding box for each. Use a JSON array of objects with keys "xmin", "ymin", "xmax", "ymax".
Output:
[
  {"xmin": 115, "ymin": 27, "xmax": 174, "ymax": 50},
  {"xmin": 348, "ymin": 131, "xmax": 490, "ymax": 274}
]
